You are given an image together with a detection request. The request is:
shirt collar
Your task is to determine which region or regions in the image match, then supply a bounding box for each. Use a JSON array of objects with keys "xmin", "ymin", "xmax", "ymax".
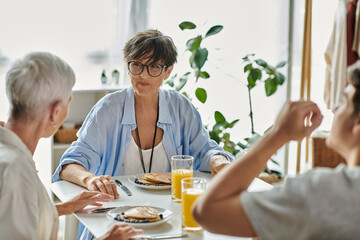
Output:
[
  {"xmin": 158, "ymin": 88, "xmax": 172, "ymax": 124},
  {"xmin": 0, "ymin": 126, "xmax": 35, "ymax": 167},
  {"xmin": 121, "ymin": 87, "xmax": 136, "ymax": 125},
  {"xmin": 121, "ymin": 87, "xmax": 173, "ymax": 125}
]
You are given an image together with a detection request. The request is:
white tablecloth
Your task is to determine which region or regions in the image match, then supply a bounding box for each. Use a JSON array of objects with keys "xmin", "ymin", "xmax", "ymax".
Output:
[{"xmin": 51, "ymin": 171, "xmax": 273, "ymax": 239}]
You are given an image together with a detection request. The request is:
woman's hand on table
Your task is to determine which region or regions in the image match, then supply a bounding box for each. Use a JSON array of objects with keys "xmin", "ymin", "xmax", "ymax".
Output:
[
  {"xmin": 56, "ymin": 191, "xmax": 114, "ymax": 216},
  {"xmin": 97, "ymin": 223, "xmax": 143, "ymax": 240},
  {"xmin": 210, "ymin": 155, "xmax": 230, "ymax": 176},
  {"xmin": 84, "ymin": 175, "xmax": 120, "ymax": 199}
]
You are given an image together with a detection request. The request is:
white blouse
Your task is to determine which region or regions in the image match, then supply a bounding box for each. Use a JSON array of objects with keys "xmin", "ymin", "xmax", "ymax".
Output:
[
  {"xmin": 0, "ymin": 126, "xmax": 59, "ymax": 240},
  {"xmin": 123, "ymin": 137, "xmax": 170, "ymax": 175}
]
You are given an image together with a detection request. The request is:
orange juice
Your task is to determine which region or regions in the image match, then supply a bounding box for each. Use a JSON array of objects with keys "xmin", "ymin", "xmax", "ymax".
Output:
[
  {"xmin": 182, "ymin": 188, "xmax": 203, "ymax": 230},
  {"xmin": 171, "ymin": 169, "xmax": 193, "ymax": 201}
]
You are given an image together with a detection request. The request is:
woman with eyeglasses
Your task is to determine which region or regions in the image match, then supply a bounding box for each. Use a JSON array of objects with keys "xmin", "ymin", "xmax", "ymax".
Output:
[{"xmin": 53, "ymin": 29, "xmax": 233, "ymax": 239}]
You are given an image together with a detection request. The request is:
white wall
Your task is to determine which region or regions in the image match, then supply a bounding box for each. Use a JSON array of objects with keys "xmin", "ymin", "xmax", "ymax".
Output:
[{"xmin": 0, "ymin": 0, "xmax": 342, "ymax": 182}]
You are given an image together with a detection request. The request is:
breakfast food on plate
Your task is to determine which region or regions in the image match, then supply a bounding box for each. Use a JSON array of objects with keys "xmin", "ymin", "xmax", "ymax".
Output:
[
  {"xmin": 135, "ymin": 172, "xmax": 171, "ymax": 186},
  {"xmin": 114, "ymin": 206, "xmax": 163, "ymax": 223}
]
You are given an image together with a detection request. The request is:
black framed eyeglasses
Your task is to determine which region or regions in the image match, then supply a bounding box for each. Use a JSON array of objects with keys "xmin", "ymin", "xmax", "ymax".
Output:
[{"xmin": 127, "ymin": 61, "xmax": 167, "ymax": 77}]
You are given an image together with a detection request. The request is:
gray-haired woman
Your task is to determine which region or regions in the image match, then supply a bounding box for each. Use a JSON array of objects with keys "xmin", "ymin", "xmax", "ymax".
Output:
[{"xmin": 0, "ymin": 52, "xmax": 143, "ymax": 240}]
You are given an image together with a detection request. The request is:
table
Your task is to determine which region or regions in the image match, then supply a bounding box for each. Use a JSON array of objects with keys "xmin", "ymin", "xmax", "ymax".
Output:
[{"xmin": 51, "ymin": 171, "xmax": 273, "ymax": 240}]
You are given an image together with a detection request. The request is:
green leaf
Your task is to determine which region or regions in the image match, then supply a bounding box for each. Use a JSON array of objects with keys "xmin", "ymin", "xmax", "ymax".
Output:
[
  {"xmin": 179, "ymin": 21, "xmax": 196, "ymax": 30},
  {"xmin": 265, "ymin": 68, "xmax": 272, "ymax": 75},
  {"xmin": 264, "ymin": 77, "xmax": 278, "ymax": 96},
  {"xmin": 189, "ymin": 54, "xmax": 195, "ymax": 68},
  {"xmin": 182, "ymin": 92, "xmax": 190, "ymax": 99},
  {"xmin": 275, "ymin": 72, "xmax": 285, "ymax": 85},
  {"xmin": 250, "ymin": 68, "xmax": 262, "ymax": 82},
  {"xmin": 198, "ymin": 71, "xmax": 210, "ymax": 79},
  {"xmin": 194, "ymin": 48, "xmax": 208, "ymax": 69},
  {"xmin": 228, "ymin": 119, "xmax": 240, "ymax": 128},
  {"xmin": 247, "ymin": 73, "xmax": 255, "ymax": 88},
  {"xmin": 275, "ymin": 61, "xmax": 286, "ymax": 68},
  {"xmin": 255, "ymin": 59, "xmax": 267, "ymax": 68},
  {"xmin": 195, "ymin": 87, "xmax": 207, "ymax": 103},
  {"xmin": 165, "ymin": 74, "xmax": 176, "ymax": 88},
  {"xmin": 209, "ymin": 131, "xmax": 221, "ymax": 143},
  {"xmin": 242, "ymin": 53, "xmax": 255, "ymax": 61},
  {"xmin": 223, "ymin": 145, "xmax": 234, "ymax": 153},
  {"xmin": 270, "ymin": 158, "xmax": 280, "ymax": 166},
  {"xmin": 244, "ymin": 63, "xmax": 252, "ymax": 73},
  {"xmin": 237, "ymin": 142, "xmax": 247, "ymax": 149},
  {"xmin": 212, "ymin": 122, "xmax": 221, "ymax": 132},
  {"xmin": 233, "ymin": 149, "xmax": 241, "ymax": 156},
  {"xmin": 166, "ymin": 80, "xmax": 174, "ymax": 88},
  {"xmin": 186, "ymin": 35, "xmax": 202, "ymax": 52},
  {"xmin": 215, "ymin": 111, "xmax": 226, "ymax": 124},
  {"xmin": 223, "ymin": 132, "xmax": 230, "ymax": 141},
  {"xmin": 268, "ymin": 169, "xmax": 282, "ymax": 176},
  {"xmin": 176, "ymin": 77, "xmax": 188, "ymax": 91},
  {"xmin": 265, "ymin": 64, "xmax": 275, "ymax": 75},
  {"xmin": 205, "ymin": 25, "xmax": 224, "ymax": 38},
  {"xmin": 183, "ymin": 72, "xmax": 191, "ymax": 76}
]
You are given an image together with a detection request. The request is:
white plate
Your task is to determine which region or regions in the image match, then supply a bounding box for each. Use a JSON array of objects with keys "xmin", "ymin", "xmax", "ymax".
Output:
[
  {"xmin": 128, "ymin": 174, "xmax": 171, "ymax": 190},
  {"xmin": 107, "ymin": 206, "xmax": 172, "ymax": 227}
]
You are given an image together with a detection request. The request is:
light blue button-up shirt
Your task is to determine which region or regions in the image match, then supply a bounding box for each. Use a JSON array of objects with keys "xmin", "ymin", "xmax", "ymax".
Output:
[{"xmin": 53, "ymin": 87, "xmax": 233, "ymax": 182}]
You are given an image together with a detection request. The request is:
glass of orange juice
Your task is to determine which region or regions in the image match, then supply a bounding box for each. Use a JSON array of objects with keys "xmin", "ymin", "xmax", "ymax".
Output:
[
  {"xmin": 171, "ymin": 155, "xmax": 193, "ymax": 203},
  {"xmin": 181, "ymin": 177, "xmax": 206, "ymax": 232}
]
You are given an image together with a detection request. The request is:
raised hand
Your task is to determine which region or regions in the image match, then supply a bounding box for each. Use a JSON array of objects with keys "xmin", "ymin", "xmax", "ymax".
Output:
[{"xmin": 272, "ymin": 101, "xmax": 323, "ymax": 143}]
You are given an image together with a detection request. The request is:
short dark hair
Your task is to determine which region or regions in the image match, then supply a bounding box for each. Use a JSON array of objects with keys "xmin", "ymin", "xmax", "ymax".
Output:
[
  {"xmin": 123, "ymin": 29, "xmax": 177, "ymax": 68},
  {"xmin": 347, "ymin": 61, "xmax": 360, "ymax": 114}
]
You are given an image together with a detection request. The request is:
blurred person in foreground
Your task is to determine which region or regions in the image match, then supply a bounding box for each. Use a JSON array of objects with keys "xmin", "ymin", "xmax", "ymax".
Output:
[
  {"xmin": 0, "ymin": 52, "xmax": 143, "ymax": 239},
  {"xmin": 193, "ymin": 61, "xmax": 360, "ymax": 239}
]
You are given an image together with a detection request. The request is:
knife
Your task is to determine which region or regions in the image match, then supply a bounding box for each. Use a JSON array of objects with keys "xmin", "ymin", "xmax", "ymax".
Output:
[
  {"xmin": 131, "ymin": 233, "xmax": 188, "ymax": 240},
  {"xmin": 115, "ymin": 179, "xmax": 132, "ymax": 196}
]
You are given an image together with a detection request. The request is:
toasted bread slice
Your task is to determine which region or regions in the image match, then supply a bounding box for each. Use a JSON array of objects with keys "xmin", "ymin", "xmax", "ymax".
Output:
[{"xmin": 142, "ymin": 173, "xmax": 171, "ymax": 184}]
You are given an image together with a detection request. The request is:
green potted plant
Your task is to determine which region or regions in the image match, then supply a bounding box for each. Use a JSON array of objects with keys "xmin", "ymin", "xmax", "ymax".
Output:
[{"xmin": 166, "ymin": 21, "xmax": 286, "ymax": 183}]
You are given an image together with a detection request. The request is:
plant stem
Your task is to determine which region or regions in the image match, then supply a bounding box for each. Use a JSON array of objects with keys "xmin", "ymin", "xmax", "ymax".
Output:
[{"xmin": 247, "ymin": 86, "xmax": 255, "ymax": 134}]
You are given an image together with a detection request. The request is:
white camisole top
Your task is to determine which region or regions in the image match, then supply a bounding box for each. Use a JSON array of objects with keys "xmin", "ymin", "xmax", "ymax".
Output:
[{"xmin": 123, "ymin": 137, "xmax": 170, "ymax": 175}]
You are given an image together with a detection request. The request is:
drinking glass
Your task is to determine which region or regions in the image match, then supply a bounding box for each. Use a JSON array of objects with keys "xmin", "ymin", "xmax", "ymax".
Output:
[
  {"xmin": 171, "ymin": 155, "xmax": 193, "ymax": 203},
  {"xmin": 181, "ymin": 177, "xmax": 206, "ymax": 232}
]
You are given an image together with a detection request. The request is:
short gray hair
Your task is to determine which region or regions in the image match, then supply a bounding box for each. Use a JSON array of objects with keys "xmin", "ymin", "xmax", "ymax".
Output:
[{"xmin": 6, "ymin": 52, "xmax": 75, "ymax": 121}]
